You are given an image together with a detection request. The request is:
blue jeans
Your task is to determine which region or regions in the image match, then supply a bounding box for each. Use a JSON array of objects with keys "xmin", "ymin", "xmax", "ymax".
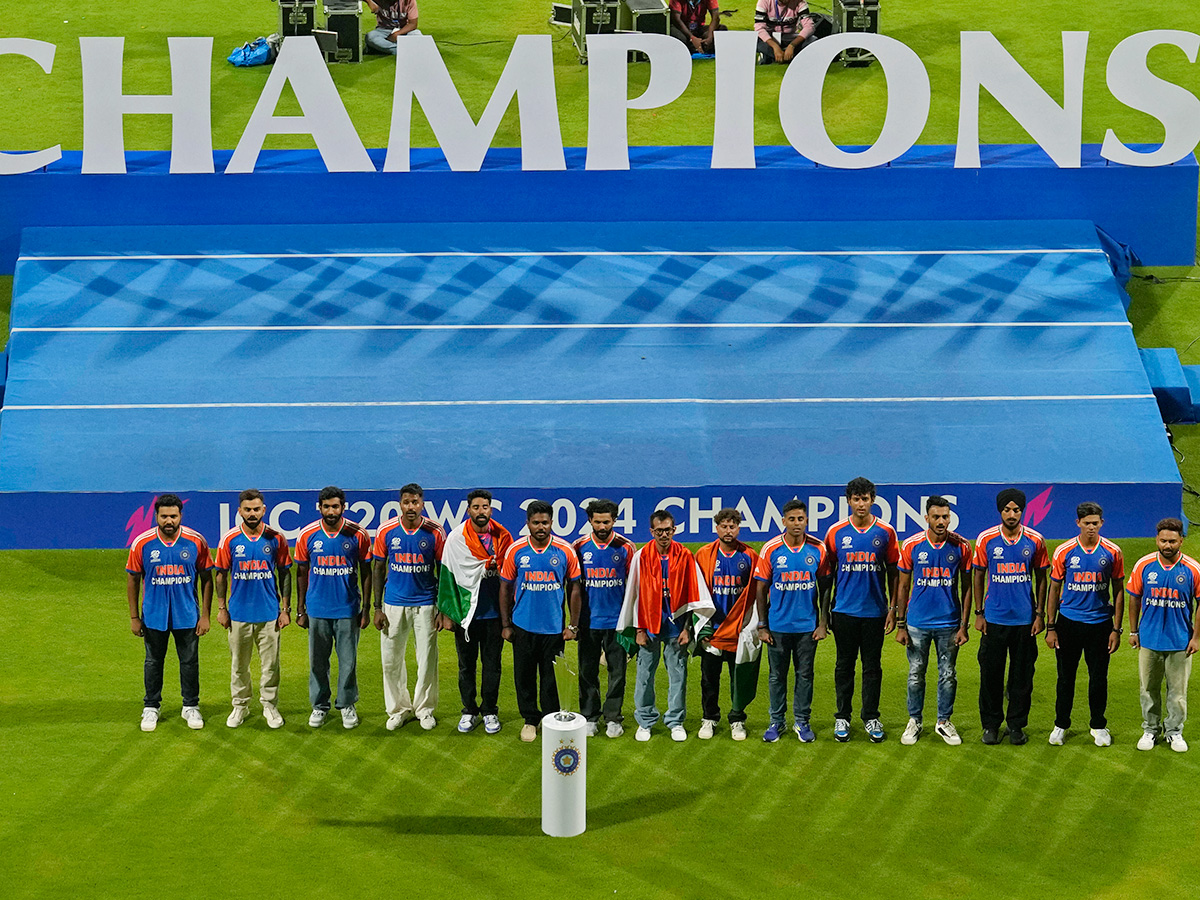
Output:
[
  {"xmin": 309, "ymin": 616, "xmax": 361, "ymax": 711},
  {"xmin": 767, "ymin": 631, "xmax": 818, "ymax": 726},
  {"xmin": 905, "ymin": 625, "xmax": 959, "ymax": 721},
  {"xmin": 365, "ymin": 26, "xmax": 422, "ymax": 56},
  {"xmin": 634, "ymin": 635, "xmax": 689, "ymax": 728}
]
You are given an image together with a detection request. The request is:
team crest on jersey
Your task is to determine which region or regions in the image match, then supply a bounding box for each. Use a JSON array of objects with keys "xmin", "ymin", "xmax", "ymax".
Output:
[
  {"xmin": 1022, "ymin": 547, "xmax": 1031, "ymax": 558},
  {"xmin": 419, "ymin": 539, "xmax": 429, "ymax": 550},
  {"xmin": 613, "ymin": 550, "xmax": 622, "ymax": 561},
  {"xmin": 263, "ymin": 543, "xmax": 273, "ymax": 555},
  {"xmin": 842, "ymin": 536, "xmax": 853, "ymax": 548},
  {"xmin": 150, "ymin": 549, "xmax": 160, "ymax": 561},
  {"xmin": 947, "ymin": 553, "xmax": 957, "ymax": 564},
  {"xmin": 805, "ymin": 554, "xmax": 816, "ymax": 566},
  {"xmin": 918, "ymin": 551, "xmax": 929, "ymax": 563},
  {"xmin": 1099, "ymin": 556, "xmax": 1109, "ymax": 566},
  {"xmin": 872, "ymin": 537, "xmax": 882, "ymax": 548},
  {"xmin": 551, "ymin": 556, "xmax": 560, "ymax": 566},
  {"xmin": 1148, "ymin": 572, "xmax": 1159, "ymax": 583},
  {"xmin": 1178, "ymin": 574, "xmax": 1186, "ymax": 585},
  {"xmin": 180, "ymin": 549, "xmax": 190, "ymax": 560},
  {"xmin": 342, "ymin": 541, "xmax": 351, "ymax": 552}
]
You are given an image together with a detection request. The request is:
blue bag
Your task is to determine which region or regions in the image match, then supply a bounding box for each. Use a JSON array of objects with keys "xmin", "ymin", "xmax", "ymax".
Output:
[{"xmin": 228, "ymin": 37, "xmax": 275, "ymax": 67}]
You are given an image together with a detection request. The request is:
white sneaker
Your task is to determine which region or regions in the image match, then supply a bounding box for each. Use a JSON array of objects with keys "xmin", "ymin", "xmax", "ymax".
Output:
[
  {"xmin": 181, "ymin": 706, "xmax": 204, "ymax": 730},
  {"xmin": 731, "ymin": 722, "xmax": 747, "ymax": 742},
  {"xmin": 419, "ymin": 713, "xmax": 437, "ymax": 731},
  {"xmin": 340, "ymin": 705, "xmax": 360, "ymax": 729},
  {"xmin": 386, "ymin": 711, "xmax": 412, "ymax": 732},
  {"xmin": 140, "ymin": 707, "xmax": 159, "ymax": 732},
  {"xmin": 635, "ymin": 726, "xmax": 652, "ymax": 742},
  {"xmin": 458, "ymin": 713, "xmax": 480, "ymax": 733},
  {"xmin": 520, "ymin": 723, "xmax": 537, "ymax": 742},
  {"xmin": 585, "ymin": 721, "xmax": 599, "ymax": 737},
  {"xmin": 670, "ymin": 725, "xmax": 687, "ymax": 742},
  {"xmin": 901, "ymin": 718, "xmax": 922, "ymax": 745},
  {"xmin": 308, "ymin": 708, "xmax": 327, "ymax": 728},
  {"xmin": 606, "ymin": 721, "xmax": 624, "ymax": 738},
  {"xmin": 698, "ymin": 719, "xmax": 717, "ymax": 740},
  {"xmin": 483, "ymin": 714, "xmax": 502, "ymax": 734},
  {"xmin": 1090, "ymin": 727, "xmax": 1112, "ymax": 747},
  {"xmin": 226, "ymin": 706, "xmax": 248, "ymax": 728},
  {"xmin": 1137, "ymin": 731, "xmax": 1156, "ymax": 751},
  {"xmin": 1048, "ymin": 726, "xmax": 1066, "ymax": 746},
  {"xmin": 1168, "ymin": 733, "xmax": 1189, "ymax": 753},
  {"xmin": 263, "ymin": 705, "xmax": 284, "ymax": 729},
  {"xmin": 935, "ymin": 721, "xmax": 962, "ymax": 745}
]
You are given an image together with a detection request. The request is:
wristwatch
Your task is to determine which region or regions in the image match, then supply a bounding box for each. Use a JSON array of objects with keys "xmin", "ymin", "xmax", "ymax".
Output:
[{"xmin": 567, "ymin": 624, "xmax": 579, "ymax": 634}]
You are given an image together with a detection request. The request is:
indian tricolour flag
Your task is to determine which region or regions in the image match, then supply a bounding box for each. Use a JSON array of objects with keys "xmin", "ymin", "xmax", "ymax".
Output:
[
  {"xmin": 436, "ymin": 520, "xmax": 511, "ymax": 630},
  {"xmin": 615, "ymin": 541, "xmax": 716, "ymax": 651}
]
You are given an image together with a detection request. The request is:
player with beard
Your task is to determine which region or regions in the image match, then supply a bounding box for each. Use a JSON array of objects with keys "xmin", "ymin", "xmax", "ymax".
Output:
[
  {"xmin": 1127, "ymin": 518, "xmax": 1200, "ymax": 752},
  {"xmin": 295, "ymin": 486, "xmax": 373, "ymax": 730},
  {"xmin": 573, "ymin": 499, "xmax": 636, "ymax": 738},
  {"xmin": 127, "ymin": 494, "xmax": 213, "ymax": 732},
  {"xmin": 215, "ymin": 489, "xmax": 292, "ymax": 729}
]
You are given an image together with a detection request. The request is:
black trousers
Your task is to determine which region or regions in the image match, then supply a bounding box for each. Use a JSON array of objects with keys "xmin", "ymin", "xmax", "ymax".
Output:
[
  {"xmin": 455, "ymin": 617, "xmax": 503, "ymax": 716},
  {"xmin": 700, "ymin": 648, "xmax": 747, "ymax": 723},
  {"xmin": 978, "ymin": 622, "xmax": 1038, "ymax": 731},
  {"xmin": 143, "ymin": 627, "xmax": 200, "ymax": 708},
  {"xmin": 1054, "ymin": 615, "xmax": 1112, "ymax": 729},
  {"xmin": 832, "ymin": 612, "xmax": 884, "ymax": 721},
  {"xmin": 577, "ymin": 626, "xmax": 629, "ymax": 724},
  {"xmin": 512, "ymin": 626, "xmax": 564, "ymax": 725}
]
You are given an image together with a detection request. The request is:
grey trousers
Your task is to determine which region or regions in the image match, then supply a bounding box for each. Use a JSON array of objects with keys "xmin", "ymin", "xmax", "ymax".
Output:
[{"xmin": 1139, "ymin": 646, "xmax": 1191, "ymax": 737}]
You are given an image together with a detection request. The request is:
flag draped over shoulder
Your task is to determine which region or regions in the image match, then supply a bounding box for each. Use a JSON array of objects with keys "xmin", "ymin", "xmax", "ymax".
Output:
[
  {"xmin": 616, "ymin": 541, "xmax": 715, "ymax": 649},
  {"xmin": 694, "ymin": 540, "xmax": 763, "ymax": 665},
  {"xmin": 437, "ymin": 520, "xmax": 513, "ymax": 630}
]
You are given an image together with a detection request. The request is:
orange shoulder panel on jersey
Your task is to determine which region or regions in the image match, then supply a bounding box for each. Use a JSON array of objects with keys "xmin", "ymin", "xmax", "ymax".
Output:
[
  {"xmin": 1182, "ymin": 555, "xmax": 1200, "ymax": 594},
  {"xmin": 1126, "ymin": 553, "xmax": 1158, "ymax": 595},
  {"xmin": 754, "ymin": 536, "xmax": 785, "ymax": 578},
  {"xmin": 972, "ymin": 526, "xmax": 1002, "ymax": 566},
  {"xmin": 1100, "ymin": 537, "xmax": 1126, "ymax": 578},
  {"xmin": 899, "ymin": 532, "xmax": 925, "ymax": 570},
  {"xmin": 293, "ymin": 522, "xmax": 324, "ymax": 562},
  {"xmin": 499, "ymin": 538, "xmax": 530, "ymax": 580},
  {"xmin": 179, "ymin": 527, "xmax": 213, "ymax": 567},
  {"xmin": 126, "ymin": 528, "xmax": 159, "ymax": 572},
  {"xmin": 1050, "ymin": 538, "xmax": 1078, "ymax": 581}
]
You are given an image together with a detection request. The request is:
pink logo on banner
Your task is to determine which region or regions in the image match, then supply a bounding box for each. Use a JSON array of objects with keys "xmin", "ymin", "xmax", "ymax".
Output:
[
  {"xmin": 124, "ymin": 496, "xmax": 188, "ymax": 546},
  {"xmin": 1023, "ymin": 487, "xmax": 1054, "ymax": 528}
]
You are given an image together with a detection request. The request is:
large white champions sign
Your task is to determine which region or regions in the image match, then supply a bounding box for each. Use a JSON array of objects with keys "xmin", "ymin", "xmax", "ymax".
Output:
[{"xmin": 0, "ymin": 29, "xmax": 1197, "ymax": 176}]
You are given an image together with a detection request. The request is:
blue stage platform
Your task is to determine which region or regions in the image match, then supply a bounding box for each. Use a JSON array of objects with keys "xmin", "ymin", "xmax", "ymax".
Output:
[{"xmin": 0, "ymin": 219, "xmax": 1180, "ymax": 548}]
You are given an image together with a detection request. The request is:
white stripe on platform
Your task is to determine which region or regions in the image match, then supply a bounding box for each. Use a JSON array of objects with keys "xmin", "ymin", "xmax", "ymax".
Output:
[
  {"xmin": 10, "ymin": 321, "xmax": 1133, "ymax": 334},
  {"xmin": 4, "ymin": 394, "xmax": 1155, "ymax": 411},
  {"xmin": 16, "ymin": 247, "xmax": 1106, "ymax": 263}
]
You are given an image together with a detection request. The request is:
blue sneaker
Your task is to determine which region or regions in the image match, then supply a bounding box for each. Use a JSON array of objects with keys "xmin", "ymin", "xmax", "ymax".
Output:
[
  {"xmin": 865, "ymin": 718, "xmax": 886, "ymax": 743},
  {"xmin": 834, "ymin": 718, "xmax": 851, "ymax": 742},
  {"xmin": 762, "ymin": 723, "xmax": 783, "ymax": 743},
  {"xmin": 794, "ymin": 721, "xmax": 815, "ymax": 743}
]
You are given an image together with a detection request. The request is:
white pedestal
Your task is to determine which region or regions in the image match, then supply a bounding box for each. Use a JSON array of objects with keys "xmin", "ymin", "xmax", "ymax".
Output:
[{"xmin": 541, "ymin": 710, "xmax": 587, "ymax": 837}]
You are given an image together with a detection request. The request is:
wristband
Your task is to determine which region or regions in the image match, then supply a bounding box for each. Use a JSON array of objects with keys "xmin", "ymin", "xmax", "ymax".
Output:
[
  {"xmin": 1045, "ymin": 623, "xmax": 1056, "ymax": 631},
  {"xmin": 567, "ymin": 624, "xmax": 579, "ymax": 634},
  {"xmin": 974, "ymin": 610, "xmax": 985, "ymax": 617},
  {"xmin": 1113, "ymin": 627, "xmax": 1123, "ymax": 635},
  {"xmin": 1130, "ymin": 631, "xmax": 1138, "ymax": 636}
]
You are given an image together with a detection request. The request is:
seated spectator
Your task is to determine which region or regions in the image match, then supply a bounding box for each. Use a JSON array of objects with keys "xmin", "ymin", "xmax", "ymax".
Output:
[
  {"xmin": 364, "ymin": 0, "xmax": 420, "ymax": 55},
  {"xmin": 754, "ymin": 0, "xmax": 829, "ymax": 64},
  {"xmin": 670, "ymin": 0, "xmax": 723, "ymax": 56}
]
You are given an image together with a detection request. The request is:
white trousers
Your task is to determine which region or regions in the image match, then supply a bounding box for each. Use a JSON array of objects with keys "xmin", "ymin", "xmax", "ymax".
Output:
[{"xmin": 381, "ymin": 604, "xmax": 439, "ymax": 718}]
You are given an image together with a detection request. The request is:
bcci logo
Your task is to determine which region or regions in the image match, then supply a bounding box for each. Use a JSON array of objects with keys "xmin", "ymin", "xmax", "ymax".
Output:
[
  {"xmin": 342, "ymin": 541, "xmax": 352, "ymax": 552},
  {"xmin": 1022, "ymin": 547, "xmax": 1031, "ymax": 558},
  {"xmin": 551, "ymin": 556, "xmax": 560, "ymax": 566},
  {"xmin": 805, "ymin": 555, "xmax": 815, "ymax": 566},
  {"xmin": 180, "ymin": 549, "xmax": 190, "ymax": 560},
  {"xmin": 738, "ymin": 561, "xmax": 747, "ymax": 571},
  {"xmin": 872, "ymin": 537, "xmax": 882, "ymax": 548},
  {"xmin": 613, "ymin": 550, "xmax": 622, "ymax": 562},
  {"xmin": 419, "ymin": 539, "xmax": 429, "ymax": 550},
  {"xmin": 1178, "ymin": 574, "xmax": 1186, "ymax": 585},
  {"xmin": 552, "ymin": 743, "xmax": 581, "ymax": 776},
  {"xmin": 1099, "ymin": 556, "xmax": 1109, "ymax": 567},
  {"xmin": 947, "ymin": 553, "xmax": 957, "ymax": 565},
  {"xmin": 263, "ymin": 544, "xmax": 272, "ymax": 556}
]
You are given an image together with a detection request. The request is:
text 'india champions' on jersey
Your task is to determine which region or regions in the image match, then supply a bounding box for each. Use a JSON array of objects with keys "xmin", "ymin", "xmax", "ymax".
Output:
[
  {"xmin": 501, "ymin": 537, "xmax": 582, "ymax": 635},
  {"xmin": 215, "ymin": 525, "xmax": 293, "ymax": 624},
  {"xmin": 126, "ymin": 527, "xmax": 213, "ymax": 631},
  {"xmin": 755, "ymin": 533, "xmax": 830, "ymax": 633},
  {"xmin": 295, "ymin": 519, "xmax": 372, "ymax": 619}
]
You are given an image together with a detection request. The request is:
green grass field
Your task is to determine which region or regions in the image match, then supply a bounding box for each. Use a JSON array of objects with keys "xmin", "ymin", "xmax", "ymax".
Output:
[{"xmin": 3, "ymin": 1, "xmax": 1200, "ymax": 898}]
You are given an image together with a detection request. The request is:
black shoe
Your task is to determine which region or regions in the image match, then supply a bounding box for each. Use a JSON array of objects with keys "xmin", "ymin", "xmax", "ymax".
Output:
[
  {"xmin": 981, "ymin": 728, "xmax": 1001, "ymax": 745},
  {"xmin": 1007, "ymin": 727, "xmax": 1028, "ymax": 745}
]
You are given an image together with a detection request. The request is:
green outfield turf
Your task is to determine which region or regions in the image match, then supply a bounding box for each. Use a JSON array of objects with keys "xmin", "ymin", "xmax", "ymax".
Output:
[{"xmin": 3, "ymin": 1, "xmax": 1200, "ymax": 898}]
